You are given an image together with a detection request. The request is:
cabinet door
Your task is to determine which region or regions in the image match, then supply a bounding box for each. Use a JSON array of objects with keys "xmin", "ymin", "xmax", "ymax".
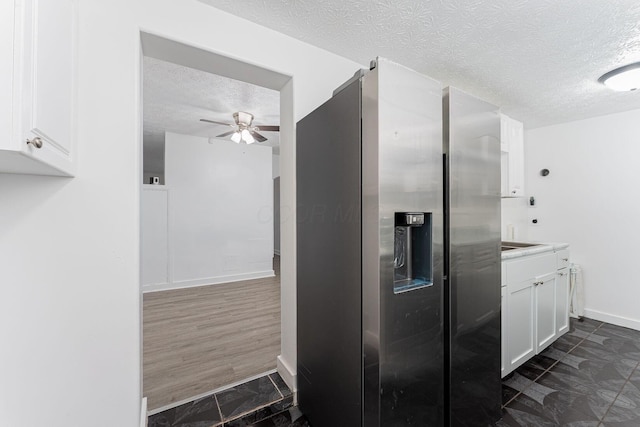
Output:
[
  {"xmin": 500, "ymin": 115, "xmax": 524, "ymax": 197},
  {"xmin": 501, "ymin": 285, "xmax": 508, "ymax": 377},
  {"xmin": 500, "ymin": 153, "xmax": 508, "ymax": 197},
  {"xmin": 0, "ymin": 0, "xmax": 15, "ymax": 146},
  {"xmin": 500, "ymin": 118, "xmax": 509, "ymax": 197},
  {"xmin": 507, "ymin": 119, "xmax": 524, "ymax": 197},
  {"xmin": 556, "ymin": 249, "xmax": 570, "ymax": 270},
  {"xmin": 556, "ymin": 268, "xmax": 570, "ymax": 336},
  {"xmin": 507, "ymin": 278, "xmax": 535, "ymax": 371},
  {"xmin": 18, "ymin": 0, "xmax": 75, "ymax": 175},
  {"xmin": 535, "ymin": 273, "xmax": 557, "ymax": 352}
]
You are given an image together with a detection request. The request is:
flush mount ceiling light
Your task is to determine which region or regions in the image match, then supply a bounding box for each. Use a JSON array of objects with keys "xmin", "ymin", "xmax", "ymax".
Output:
[{"xmin": 599, "ymin": 62, "xmax": 640, "ymax": 91}]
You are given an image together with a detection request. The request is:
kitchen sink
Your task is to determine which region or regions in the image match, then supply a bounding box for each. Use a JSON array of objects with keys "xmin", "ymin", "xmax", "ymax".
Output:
[
  {"xmin": 502, "ymin": 241, "xmax": 540, "ymax": 248},
  {"xmin": 501, "ymin": 241, "xmax": 542, "ymax": 251}
]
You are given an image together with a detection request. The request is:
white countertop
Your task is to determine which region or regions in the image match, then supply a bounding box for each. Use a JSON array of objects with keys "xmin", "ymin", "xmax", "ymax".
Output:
[{"xmin": 501, "ymin": 241, "xmax": 569, "ymax": 260}]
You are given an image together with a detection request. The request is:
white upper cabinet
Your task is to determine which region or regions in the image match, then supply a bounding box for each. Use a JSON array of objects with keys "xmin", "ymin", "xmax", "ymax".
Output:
[
  {"xmin": 0, "ymin": 0, "xmax": 77, "ymax": 176},
  {"xmin": 0, "ymin": 0, "xmax": 15, "ymax": 150},
  {"xmin": 500, "ymin": 114, "xmax": 524, "ymax": 197}
]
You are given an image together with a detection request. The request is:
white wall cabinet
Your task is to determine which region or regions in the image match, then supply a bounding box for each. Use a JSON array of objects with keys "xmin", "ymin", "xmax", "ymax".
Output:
[
  {"xmin": 0, "ymin": 0, "xmax": 15, "ymax": 149},
  {"xmin": 500, "ymin": 114, "xmax": 524, "ymax": 197},
  {"xmin": 0, "ymin": 0, "xmax": 77, "ymax": 176},
  {"xmin": 502, "ymin": 248, "xmax": 570, "ymax": 377}
]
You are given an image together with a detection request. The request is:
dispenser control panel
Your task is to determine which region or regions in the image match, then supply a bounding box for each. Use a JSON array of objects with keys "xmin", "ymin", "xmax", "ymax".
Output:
[{"xmin": 398, "ymin": 213, "xmax": 425, "ymax": 226}]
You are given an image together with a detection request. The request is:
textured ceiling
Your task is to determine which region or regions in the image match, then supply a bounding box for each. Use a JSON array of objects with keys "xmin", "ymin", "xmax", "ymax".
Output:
[
  {"xmin": 202, "ymin": 0, "xmax": 640, "ymax": 129},
  {"xmin": 143, "ymin": 56, "xmax": 280, "ymax": 172}
]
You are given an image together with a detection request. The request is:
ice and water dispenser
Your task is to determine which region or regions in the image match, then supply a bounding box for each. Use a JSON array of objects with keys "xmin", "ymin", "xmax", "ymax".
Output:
[{"xmin": 393, "ymin": 212, "xmax": 433, "ymax": 294}]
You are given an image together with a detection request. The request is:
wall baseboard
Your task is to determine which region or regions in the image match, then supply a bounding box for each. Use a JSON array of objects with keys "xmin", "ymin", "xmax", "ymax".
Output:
[
  {"xmin": 277, "ymin": 355, "xmax": 297, "ymax": 403},
  {"xmin": 143, "ymin": 270, "xmax": 275, "ymax": 293},
  {"xmin": 140, "ymin": 397, "xmax": 148, "ymax": 427},
  {"xmin": 583, "ymin": 309, "xmax": 640, "ymax": 331}
]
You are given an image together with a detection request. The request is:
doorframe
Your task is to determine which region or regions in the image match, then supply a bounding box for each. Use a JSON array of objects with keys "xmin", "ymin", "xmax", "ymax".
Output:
[{"xmin": 138, "ymin": 31, "xmax": 297, "ymax": 395}]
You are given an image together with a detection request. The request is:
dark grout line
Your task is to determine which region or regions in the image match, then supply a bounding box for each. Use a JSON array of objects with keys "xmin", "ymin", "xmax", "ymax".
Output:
[
  {"xmin": 217, "ymin": 378, "xmax": 289, "ymax": 426},
  {"xmin": 501, "ymin": 319, "xmax": 604, "ymax": 409},
  {"xmin": 148, "ymin": 372, "xmax": 294, "ymax": 427},
  {"xmin": 501, "ymin": 340, "xmax": 583, "ymax": 408},
  {"xmin": 501, "ymin": 396, "xmax": 515, "ymax": 409},
  {"xmin": 597, "ymin": 358, "xmax": 640, "ymax": 425},
  {"xmin": 575, "ymin": 320, "xmax": 640, "ymax": 426},
  {"xmin": 213, "ymin": 393, "xmax": 224, "ymax": 427},
  {"xmin": 268, "ymin": 374, "xmax": 285, "ymax": 400}
]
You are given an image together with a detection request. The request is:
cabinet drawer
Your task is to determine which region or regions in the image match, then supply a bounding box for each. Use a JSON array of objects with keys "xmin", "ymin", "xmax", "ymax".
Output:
[
  {"xmin": 505, "ymin": 252, "xmax": 555, "ymax": 284},
  {"xmin": 556, "ymin": 249, "xmax": 570, "ymax": 270}
]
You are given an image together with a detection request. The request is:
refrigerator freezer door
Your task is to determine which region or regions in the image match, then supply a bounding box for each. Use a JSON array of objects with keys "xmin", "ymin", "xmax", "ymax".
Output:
[{"xmin": 362, "ymin": 58, "xmax": 444, "ymax": 426}]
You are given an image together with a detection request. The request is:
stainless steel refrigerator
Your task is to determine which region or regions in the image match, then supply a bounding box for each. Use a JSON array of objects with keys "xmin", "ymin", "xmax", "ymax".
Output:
[{"xmin": 297, "ymin": 58, "xmax": 501, "ymax": 427}]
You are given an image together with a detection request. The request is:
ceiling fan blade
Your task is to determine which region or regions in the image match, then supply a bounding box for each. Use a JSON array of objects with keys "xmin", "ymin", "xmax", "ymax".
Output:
[
  {"xmin": 200, "ymin": 118, "xmax": 233, "ymax": 126},
  {"xmin": 254, "ymin": 125, "xmax": 279, "ymax": 132},
  {"xmin": 250, "ymin": 131, "xmax": 268, "ymax": 143},
  {"xmin": 216, "ymin": 130, "xmax": 237, "ymax": 138}
]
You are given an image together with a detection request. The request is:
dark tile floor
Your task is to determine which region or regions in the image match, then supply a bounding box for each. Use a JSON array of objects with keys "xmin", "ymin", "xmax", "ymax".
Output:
[
  {"xmin": 499, "ymin": 317, "xmax": 640, "ymax": 426},
  {"xmin": 147, "ymin": 372, "xmax": 301, "ymax": 427},
  {"xmin": 148, "ymin": 318, "xmax": 640, "ymax": 427}
]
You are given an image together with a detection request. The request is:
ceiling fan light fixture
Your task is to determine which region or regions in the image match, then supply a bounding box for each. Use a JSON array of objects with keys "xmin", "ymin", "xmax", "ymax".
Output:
[
  {"xmin": 599, "ymin": 62, "xmax": 640, "ymax": 91},
  {"xmin": 202, "ymin": 111, "xmax": 277, "ymax": 144},
  {"xmin": 241, "ymin": 129, "xmax": 255, "ymax": 144},
  {"xmin": 235, "ymin": 111, "xmax": 254, "ymax": 126}
]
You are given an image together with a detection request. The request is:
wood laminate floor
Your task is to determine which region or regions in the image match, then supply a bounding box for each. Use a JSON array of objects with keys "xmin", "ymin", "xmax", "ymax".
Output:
[{"xmin": 143, "ymin": 256, "xmax": 281, "ymax": 411}]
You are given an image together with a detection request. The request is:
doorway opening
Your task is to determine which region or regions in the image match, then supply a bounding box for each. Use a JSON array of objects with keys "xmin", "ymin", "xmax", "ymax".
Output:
[{"xmin": 139, "ymin": 33, "xmax": 292, "ymax": 413}]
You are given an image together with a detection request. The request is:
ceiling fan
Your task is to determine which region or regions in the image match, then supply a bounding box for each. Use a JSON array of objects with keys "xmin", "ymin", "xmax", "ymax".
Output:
[{"xmin": 200, "ymin": 111, "xmax": 279, "ymax": 144}]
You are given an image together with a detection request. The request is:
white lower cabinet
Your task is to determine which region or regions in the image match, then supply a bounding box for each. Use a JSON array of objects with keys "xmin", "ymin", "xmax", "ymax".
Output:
[
  {"xmin": 502, "ymin": 248, "xmax": 570, "ymax": 378},
  {"xmin": 535, "ymin": 272, "xmax": 557, "ymax": 352},
  {"xmin": 556, "ymin": 269, "xmax": 570, "ymax": 334},
  {"xmin": 501, "ymin": 284, "xmax": 507, "ymax": 377},
  {"xmin": 556, "ymin": 250, "xmax": 571, "ymax": 336},
  {"xmin": 506, "ymin": 277, "xmax": 536, "ymax": 371}
]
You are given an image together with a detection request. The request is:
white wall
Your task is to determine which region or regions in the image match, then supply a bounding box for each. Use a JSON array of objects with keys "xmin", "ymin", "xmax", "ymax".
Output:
[
  {"xmin": 525, "ymin": 108, "xmax": 640, "ymax": 330},
  {"xmin": 0, "ymin": 2, "xmax": 141, "ymax": 425},
  {"xmin": 501, "ymin": 197, "xmax": 529, "ymax": 241},
  {"xmin": 272, "ymin": 153, "xmax": 280, "ymax": 178},
  {"xmin": 274, "ymin": 176, "xmax": 281, "ymax": 255},
  {"xmin": 141, "ymin": 185, "xmax": 169, "ymax": 287},
  {"xmin": 0, "ymin": 1, "xmax": 361, "ymax": 426},
  {"xmin": 161, "ymin": 132, "xmax": 273, "ymax": 290},
  {"xmin": 273, "ymin": 154, "xmax": 280, "ymax": 254}
]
